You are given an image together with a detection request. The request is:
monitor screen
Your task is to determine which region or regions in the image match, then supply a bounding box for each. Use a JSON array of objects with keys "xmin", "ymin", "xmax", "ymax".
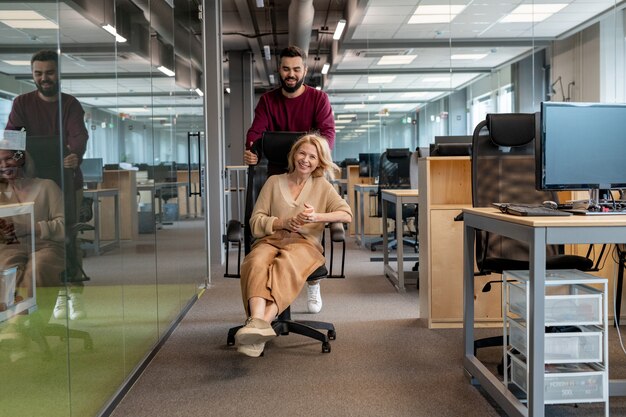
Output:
[
  {"xmin": 82, "ymin": 158, "xmax": 103, "ymax": 183},
  {"xmin": 358, "ymin": 153, "xmax": 381, "ymax": 178},
  {"xmin": 537, "ymin": 102, "xmax": 626, "ymax": 191}
]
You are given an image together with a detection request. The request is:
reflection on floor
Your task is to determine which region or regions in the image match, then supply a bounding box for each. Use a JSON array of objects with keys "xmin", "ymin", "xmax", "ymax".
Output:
[{"xmin": 0, "ymin": 218, "xmax": 205, "ymax": 417}]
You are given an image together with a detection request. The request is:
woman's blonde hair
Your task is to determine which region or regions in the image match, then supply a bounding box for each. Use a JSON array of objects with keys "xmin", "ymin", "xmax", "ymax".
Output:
[{"xmin": 287, "ymin": 134, "xmax": 340, "ymax": 179}]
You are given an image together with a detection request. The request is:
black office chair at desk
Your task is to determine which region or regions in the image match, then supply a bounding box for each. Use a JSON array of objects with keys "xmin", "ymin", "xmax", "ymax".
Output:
[
  {"xmin": 370, "ymin": 148, "xmax": 418, "ymax": 252},
  {"xmin": 469, "ymin": 113, "xmax": 604, "ymax": 364},
  {"xmin": 224, "ymin": 131, "xmax": 346, "ymax": 353}
]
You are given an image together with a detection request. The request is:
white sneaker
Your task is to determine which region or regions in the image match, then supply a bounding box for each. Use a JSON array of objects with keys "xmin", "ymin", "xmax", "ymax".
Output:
[
  {"xmin": 53, "ymin": 291, "xmax": 67, "ymax": 319},
  {"xmin": 68, "ymin": 292, "xmax": 86, "ymax": 320},
  {"xmin": 307, "ymin": 282, "xmax": 322, "ymax": 314}
]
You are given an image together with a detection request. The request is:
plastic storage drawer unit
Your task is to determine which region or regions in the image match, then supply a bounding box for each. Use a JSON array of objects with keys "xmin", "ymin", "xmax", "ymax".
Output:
[{"xmin": 508, "ymin": 318, "xmax": 603, "ymax": 364}]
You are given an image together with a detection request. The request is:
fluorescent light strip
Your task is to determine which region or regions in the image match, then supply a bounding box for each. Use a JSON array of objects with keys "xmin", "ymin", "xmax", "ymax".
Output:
[
  {"xmin": 102, "ymin": 24, "xmax": 127, "ymax": 43},
  {"xmin": 3, "ymin": 20, "xmax": 58, "ymax": 29},
  {"xmin": 3, "ymin": 60, "xmax": 31, "ymax": 66},
  {"xmin": 333, "ymin": 19, "xmax": 346, "ymax": 40},
  {"xmin": 157, "ymin": 66, "xmax": 175, "ymax": 77},
  {"xmin": 451, "ymin": 53, "xmax": 488, "ymax": 60},
  {"xmin": 321, "ymin": 63, "xmax": 330, "ymax": 74},
  {"xmin": 378, "ymin": 55, "xmax": 417, "ymax": 65},
  {"xmin": 337, "ymin": 114, "xmax": 357, "ymax": 118},
  {"xmin": 195, "ymin": 88, "xmax": 204, "ymax": 97},
  {"xmin": 368, "ymin": 75, "xmax": 395, "ymax": 84},
  {"xmin": 263, "ymin": 45, "xmax": 271, "ymax": 61}
]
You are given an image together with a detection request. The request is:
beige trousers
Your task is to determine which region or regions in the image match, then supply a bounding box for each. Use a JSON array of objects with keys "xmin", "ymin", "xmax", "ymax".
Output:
[{"xmin": 240, "ymin": 230, "xmax": 324, "ymax": 316}]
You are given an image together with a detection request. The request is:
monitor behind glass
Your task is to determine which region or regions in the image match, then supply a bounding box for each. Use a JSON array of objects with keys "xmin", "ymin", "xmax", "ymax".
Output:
[
  {"xmin": 538, "ymin": 102, "xmax": 626, "ymax": 190},
  {"xmin": 82, "ymin": 158, "xmax": 103, "ymax": 183}
]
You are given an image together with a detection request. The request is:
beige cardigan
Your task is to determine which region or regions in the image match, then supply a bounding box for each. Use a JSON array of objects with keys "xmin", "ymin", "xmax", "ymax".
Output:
[{"xmin": 249, "ymin": 174, "xmax": 351, "ymax": 245}]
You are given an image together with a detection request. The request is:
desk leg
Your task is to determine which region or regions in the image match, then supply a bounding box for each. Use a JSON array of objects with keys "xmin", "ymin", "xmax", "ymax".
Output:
[
  {"xmin": 395, "ymin": 199, "xmax": 404, "ymax": 291},
  {"xmin": 382, "ymin": 198, "xmax": 389, "ymax": 271},
  {"xmin": 463, "ymin": 223, "xmax": 475, "ymax": 362},
  {"xmin": 463, "ymin": 220, "xmax": 526, "ymax": 417},
  {"xmin": 114, "ymin": 194, "xmax": 120, "ymax": 248},
  {"xmin": 528, "ymin": 229, "xmax": 546, "ymax": 417},
  {"xmin": 359, "ymin": 191, "xmax": 365, "ymax": 246},
  {"xmin": 93, "ymin": 197, "xmax": 101, "ymax": 255}
]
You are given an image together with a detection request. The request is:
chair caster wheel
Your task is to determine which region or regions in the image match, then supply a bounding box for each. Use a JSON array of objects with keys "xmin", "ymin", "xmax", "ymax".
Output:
[
  {"xmin": 328, "ymin": 330, "xmax": 336, "ymax": 340},
  {"xmin": 322, "ymin": 342, "xmax": 331, "ymax": 353},
  {"xmin": 227, "ymin": 341, "xmax": 235, "ymax": 346}
]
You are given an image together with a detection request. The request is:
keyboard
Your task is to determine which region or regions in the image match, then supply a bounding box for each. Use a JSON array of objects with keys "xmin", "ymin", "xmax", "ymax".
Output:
[{"xmin": 492, "ymin": 203, "xmax": 572, "ymax": 217}]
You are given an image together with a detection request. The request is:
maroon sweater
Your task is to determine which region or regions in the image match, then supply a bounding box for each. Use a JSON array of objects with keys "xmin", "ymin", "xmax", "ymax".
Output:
[
  {"xmin": 6, "ymin": 90, "xmax": 89, "ymax": 188},
  {"xmin": 246, "ymin": 86, "xmax": 335, "ymax": 149}
]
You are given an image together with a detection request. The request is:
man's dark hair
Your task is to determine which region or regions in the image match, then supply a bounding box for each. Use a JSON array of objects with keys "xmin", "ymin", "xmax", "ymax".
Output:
[
  {"xmin": 279, "ymin": 46, "xmax": 307, "ymax": 66},
  {"xmin": 31, "ymin": 50, "xmax": 59, "ymax": 67}
]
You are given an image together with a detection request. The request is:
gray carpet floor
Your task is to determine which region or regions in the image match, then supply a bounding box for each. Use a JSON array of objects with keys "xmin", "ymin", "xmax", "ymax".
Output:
[{"xmin": 110, "ymin": 239, "xmax": 626, "ymax": 417}]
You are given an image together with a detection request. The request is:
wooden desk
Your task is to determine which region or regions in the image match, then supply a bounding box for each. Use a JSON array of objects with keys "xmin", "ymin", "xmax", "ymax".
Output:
[
  {"xmin": 418, "ymin": 156, "xmax": 491, "ymax": 328},
  {"xmin": 381, "ymin": 189, "xmax": 418, "ymax": 291},
  {"xmin": 102, "ymin": 170, "xmax": 137, "ymax": 240},
  {"xmin": 353, "ymin": 184, "xmax": 379, "ymax": 247},
  {"xmin": 462, "ymin": 208, "xmax": 625, "ymax": 417},
  {"xmin": 82, "ymin": 188, "xmax": 120, "ymax": 255},
  {"xmin": 346, "ymin": 165, "xmax": 377, "ymax": 235},
  {"xmin": 176, "ymin": 170, "xmax": 202, "ymax": 218}
]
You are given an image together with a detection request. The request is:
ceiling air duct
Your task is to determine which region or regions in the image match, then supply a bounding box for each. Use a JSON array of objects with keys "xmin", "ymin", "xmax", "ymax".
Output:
[{"xmin": 288, "ymin": 0, "xmax": 314, "ymax": 57}]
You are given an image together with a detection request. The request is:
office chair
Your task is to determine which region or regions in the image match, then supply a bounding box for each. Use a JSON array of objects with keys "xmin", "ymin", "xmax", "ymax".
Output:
[
  {"xmin": 224, "ymin": 132, "xmax": 346, "ymax": 353},
  {"xmin": 370, "ymin": 148, "xmax": 418, "ymax": 252},
  {"xmin": 469, "ymin": 113, "xmax": 603, "ymax": 362}
]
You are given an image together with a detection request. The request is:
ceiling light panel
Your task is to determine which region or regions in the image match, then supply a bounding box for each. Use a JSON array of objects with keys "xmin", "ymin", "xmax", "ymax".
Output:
[{"xmin": 409, "ymin": 4, "xmax": 467, "ymax": 24}]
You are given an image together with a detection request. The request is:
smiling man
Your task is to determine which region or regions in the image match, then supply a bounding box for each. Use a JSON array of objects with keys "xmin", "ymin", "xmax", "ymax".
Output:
[
  {"xmin": 6, "ymin": 50, "xmax": 88, "ymax": 186},
  {"xmin": 244, "ymin": 46, "xmax": 335, "ymax": 166},
  {"xmin": 243, "ymin": 46, "xmax": 336, "ymax": 314}
]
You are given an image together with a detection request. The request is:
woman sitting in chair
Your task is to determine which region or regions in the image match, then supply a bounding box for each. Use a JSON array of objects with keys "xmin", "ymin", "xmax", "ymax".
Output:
[{"xmin": 235, "ymin": 133, "xmax": 352, "ymax": 357}]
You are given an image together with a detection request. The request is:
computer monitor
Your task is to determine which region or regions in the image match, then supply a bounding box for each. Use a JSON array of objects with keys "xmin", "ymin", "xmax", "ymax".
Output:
[
  {"xmin": 536, "ymin": 102, "xmax": 626, "ymax": 203},
  {"xmin": 81, "ymin": 158, "xmax": 103, "ymax": 184},
  {"xmin": 358, "ymin": 153, "xmax": 381, "ymax": 178}
]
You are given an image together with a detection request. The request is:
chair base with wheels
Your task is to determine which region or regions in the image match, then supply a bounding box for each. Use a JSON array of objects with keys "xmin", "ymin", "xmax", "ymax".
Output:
[{"xmin": 226, "ymin": 265, "xmax": 336, "ymax": 353}]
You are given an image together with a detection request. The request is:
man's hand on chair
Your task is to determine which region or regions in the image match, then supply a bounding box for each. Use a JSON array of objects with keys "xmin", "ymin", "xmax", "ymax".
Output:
[{"xmin": 244, "ymin": 150, "xmax": 258, "ymax": 165}]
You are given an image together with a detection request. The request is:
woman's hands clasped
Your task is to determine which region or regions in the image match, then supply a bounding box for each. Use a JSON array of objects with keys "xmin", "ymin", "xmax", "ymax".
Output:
[{"xmin": 284, "ymin": 203, "xmax": 317, "ymax": 232}]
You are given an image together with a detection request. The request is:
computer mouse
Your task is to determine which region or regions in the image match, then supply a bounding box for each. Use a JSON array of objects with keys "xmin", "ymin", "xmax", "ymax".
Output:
[{"xmin": 542, "ymin": 200, "xmax": 558, "ymax": 210}]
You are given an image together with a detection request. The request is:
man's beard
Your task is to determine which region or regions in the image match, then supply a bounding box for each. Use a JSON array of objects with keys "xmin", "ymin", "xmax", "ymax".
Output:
[
  {"xmin": 36, "ymin": 80, "xmax": 59, "ymax": 97},
  {"xmin": 280, "ymin": 76, "xmax": 304, "ymax": 93}
]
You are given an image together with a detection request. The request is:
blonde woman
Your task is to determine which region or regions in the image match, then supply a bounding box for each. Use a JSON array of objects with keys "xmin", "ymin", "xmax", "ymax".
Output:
[{"xmin": 235, "ymin": 134, "xmax": 352, "ymax": 357}]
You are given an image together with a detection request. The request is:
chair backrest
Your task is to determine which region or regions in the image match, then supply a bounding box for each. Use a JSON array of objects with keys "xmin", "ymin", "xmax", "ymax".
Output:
[
  {"xmin": 376, "ymin": 148, "xmax": 412, "ymax": 217},
  {"xmin": 243, "ymin": 131, "xmax": 304, "ymax": 253},
  {"xmin": 472, "ymin": 113, "xmax": 559, "ymax": 269}
]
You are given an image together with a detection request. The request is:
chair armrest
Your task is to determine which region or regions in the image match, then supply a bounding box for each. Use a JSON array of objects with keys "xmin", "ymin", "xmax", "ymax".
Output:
[
  {"xmin": 328, "ymin": 222, "xmax": 345, "ymax": 242},
  {"xmin": 226, "ymin": 219, "xmax": 242, "ymax": 242}
]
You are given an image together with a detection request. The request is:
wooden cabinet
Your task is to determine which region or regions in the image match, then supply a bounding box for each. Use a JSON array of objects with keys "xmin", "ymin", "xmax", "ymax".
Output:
[{"xmin": 418, "ymin": 156, "xmax": 502, "ymax": 328}]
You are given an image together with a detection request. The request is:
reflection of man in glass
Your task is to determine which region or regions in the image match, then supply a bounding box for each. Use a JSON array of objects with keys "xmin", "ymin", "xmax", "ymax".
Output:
[
  {"xmin": 5, "ymin": 50, "xmax": 89, "ymax": 320},
  {"xmin": 5, "ymin": 50, "xmax": 88, "ymax": 180}
]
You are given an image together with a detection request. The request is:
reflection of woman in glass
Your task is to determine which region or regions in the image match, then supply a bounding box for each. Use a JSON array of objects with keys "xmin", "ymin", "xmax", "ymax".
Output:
[{"xmin": 0, "ymin": 145, "xmax": 66, "ymax": 310}]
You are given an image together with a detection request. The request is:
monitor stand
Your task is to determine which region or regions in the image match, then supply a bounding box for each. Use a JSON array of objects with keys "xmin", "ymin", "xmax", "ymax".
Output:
[{"xmin": 566, "ymin": 188, "xmax": 626, "ymax": 215}]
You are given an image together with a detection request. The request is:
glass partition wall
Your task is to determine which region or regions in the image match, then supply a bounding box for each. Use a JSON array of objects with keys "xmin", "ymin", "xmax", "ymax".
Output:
[
  {"xmin": 0, "ymin": 1, "xmax": 206, "ymax": 416},
  {"xmin": 328, "ymin": 1, "xmax": 626, "ymax": 162},
  {"xmin": 2, "ymin": 0, "xmax": 626, "ymax": 416}
]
